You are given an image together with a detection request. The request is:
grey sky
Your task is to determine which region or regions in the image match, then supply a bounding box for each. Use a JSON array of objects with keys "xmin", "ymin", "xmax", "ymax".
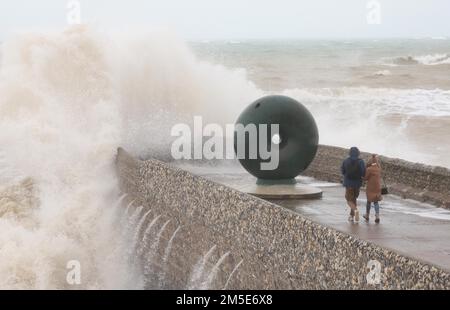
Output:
[{"xmin": 0, "ymin": 0, "xmax": 449, "ymax": 40}]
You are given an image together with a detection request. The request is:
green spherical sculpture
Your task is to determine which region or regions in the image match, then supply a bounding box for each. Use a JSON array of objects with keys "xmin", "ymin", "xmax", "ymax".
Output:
[{"xmin": 234, "ymin": 95, "xmax": 319, "ymax": 182}]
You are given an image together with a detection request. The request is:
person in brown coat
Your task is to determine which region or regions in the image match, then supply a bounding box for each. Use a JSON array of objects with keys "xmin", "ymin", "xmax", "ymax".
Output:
[{"xmin": 363, "ymin": 154, "xmax": 382, "ymax": 223}]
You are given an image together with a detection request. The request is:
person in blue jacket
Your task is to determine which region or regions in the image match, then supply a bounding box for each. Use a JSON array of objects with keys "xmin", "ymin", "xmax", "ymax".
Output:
[{"xmin": 341, "ymin": 147, "xmax": 366, "ymax": 222}]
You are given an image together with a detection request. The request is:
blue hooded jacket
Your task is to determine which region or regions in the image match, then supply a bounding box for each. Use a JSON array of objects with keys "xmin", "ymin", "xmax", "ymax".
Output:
[{"xmin": 341, "ymin": 147, "xmax": 366, "ymax": 188}]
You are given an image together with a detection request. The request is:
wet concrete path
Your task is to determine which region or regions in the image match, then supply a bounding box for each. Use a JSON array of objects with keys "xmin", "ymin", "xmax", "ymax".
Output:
[{"xmin": 173, "ymin": 161, "xmax": 450, "ymax": 272}]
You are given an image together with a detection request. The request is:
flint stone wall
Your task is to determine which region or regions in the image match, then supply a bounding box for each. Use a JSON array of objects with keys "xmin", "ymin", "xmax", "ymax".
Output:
[{"xmin": 116, "ymin": 148, "xmax": 450, "ymax": 290}]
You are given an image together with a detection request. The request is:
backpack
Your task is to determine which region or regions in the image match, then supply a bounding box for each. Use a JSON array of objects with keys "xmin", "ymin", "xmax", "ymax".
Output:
[{"xmin": 346, "ymin": 159, "xmax": 361, "ymax": 180}]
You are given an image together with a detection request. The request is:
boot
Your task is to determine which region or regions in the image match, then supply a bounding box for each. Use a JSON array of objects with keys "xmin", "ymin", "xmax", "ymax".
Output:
[
  {"xmin": 363, "ymin": 202, "xmax": 371, "ymax": 222},
  {"xmin": 363, "ymin": 213, "xmax": 370, "ymax": 222}
]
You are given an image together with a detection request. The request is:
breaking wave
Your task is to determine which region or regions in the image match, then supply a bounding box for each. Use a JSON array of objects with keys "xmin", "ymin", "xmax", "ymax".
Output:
[
  {"xmin": 283, "ymin": 87, "xmax": 450, "ymax": 167},
  {"xmin": 387, "ymin": 53, "xmax": 450, "ymax": 66}
]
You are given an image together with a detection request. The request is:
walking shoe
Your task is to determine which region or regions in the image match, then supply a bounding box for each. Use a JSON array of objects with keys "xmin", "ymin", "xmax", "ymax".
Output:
[
  {"xmin": 363, "ymin": 214, "xmax": 369, "ymax": 222},
  {"xmin": 354, "ymin": 210, "xmax": 360, "ymax": 222},
  {"xmin": 348, "ymin": 215, "xmax": 354, "ymax": 222},
  {"xmin": 375, "ymin": 215, "xmax": 380, "ymax": 224}
]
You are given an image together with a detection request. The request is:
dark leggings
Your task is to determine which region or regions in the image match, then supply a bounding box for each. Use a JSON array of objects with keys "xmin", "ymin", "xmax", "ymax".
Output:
[{"xmin": 366, "ymin": 201, "xmax": 380, "ymax": 215}]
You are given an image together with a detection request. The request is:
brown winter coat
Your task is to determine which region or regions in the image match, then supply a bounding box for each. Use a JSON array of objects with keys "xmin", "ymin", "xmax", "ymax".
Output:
[{"xmin": 364, "ymin": 164, "xmax": 382, "ymax": 202}]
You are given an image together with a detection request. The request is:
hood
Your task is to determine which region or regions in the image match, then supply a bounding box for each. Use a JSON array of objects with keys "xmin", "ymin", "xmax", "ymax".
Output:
[{"xmin": 349, "ymin": 147, "xmax": 360, "ymax": 159}]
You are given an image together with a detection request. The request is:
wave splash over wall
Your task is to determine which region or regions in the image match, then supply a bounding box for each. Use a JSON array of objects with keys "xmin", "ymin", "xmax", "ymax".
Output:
[{"xmin": 0, "ymin": 26, "xmax": 259, "ymax": 289}]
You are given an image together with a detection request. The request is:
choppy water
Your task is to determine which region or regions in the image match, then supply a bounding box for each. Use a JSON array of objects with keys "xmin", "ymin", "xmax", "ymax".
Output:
[
  {"xmin": 191, "ymin": 39, "xmax": 450, "ymax": 168},
  {"xmin": 191, "ymin": 39, "xmax": 450, "ymax": 90}
]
